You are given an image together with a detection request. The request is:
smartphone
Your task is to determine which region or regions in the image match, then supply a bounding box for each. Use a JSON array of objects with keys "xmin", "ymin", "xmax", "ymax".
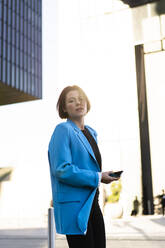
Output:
[{"xmin": 109, "ymin": 170, "xmax": 123, "ymax": 178}]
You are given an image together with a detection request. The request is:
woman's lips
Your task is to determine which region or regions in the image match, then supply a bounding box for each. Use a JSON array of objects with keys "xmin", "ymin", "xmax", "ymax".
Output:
[{"xmin": 76, "ymin": 107, "xmax": 84, "ymax": 111}]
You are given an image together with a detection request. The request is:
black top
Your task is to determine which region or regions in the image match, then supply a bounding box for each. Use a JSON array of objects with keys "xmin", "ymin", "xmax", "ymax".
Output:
[
  {"xmin": 81, "ymin": 127, "xmax": 102, "ymax": 171},
  {"xmin": 81, "ymin": 127, "xmax": 101, "ymax": 203}
]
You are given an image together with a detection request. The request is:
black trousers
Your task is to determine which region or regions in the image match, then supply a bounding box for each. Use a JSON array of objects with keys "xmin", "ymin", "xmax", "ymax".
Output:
[{"xmin": 66, "ymin": 194, "xmax": 106, "ymax": 248}]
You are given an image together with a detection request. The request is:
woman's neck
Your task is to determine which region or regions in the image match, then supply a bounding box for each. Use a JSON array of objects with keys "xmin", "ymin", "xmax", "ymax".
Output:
[{"xmin": 69, "ymin": 117, "xmax": 85, "ymax": 130}]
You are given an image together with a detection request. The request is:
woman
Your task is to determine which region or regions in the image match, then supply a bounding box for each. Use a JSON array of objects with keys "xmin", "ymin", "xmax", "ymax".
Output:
[{"xmin": 48, "ymin": 85, "xmax": 119, "ymax": 248}]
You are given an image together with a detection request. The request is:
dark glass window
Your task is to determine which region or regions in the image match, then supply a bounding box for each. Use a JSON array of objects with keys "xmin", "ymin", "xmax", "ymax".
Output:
[
  {"xmin": 0, "ymin": 20, "xmax": 2, "ymax": 38},
  {"xmin": 3, "ymin": 23, "xmax": 7, "ymax": 40},
  {"xmin": 16, "ymin": 14, "xmax": 19, "ymax": 31},
  {"xmin": 16, "ymin": 48, "xmax": 19, "ymax": 65},
  {"xmin": 20, "ymin": 17, "xmax": 23, "ymax": 33},
  {"xmin": 12, "ymin": 46, "xmax": 15, "ymax": 63},
  {"xmin": 12, "ymin": 28, "xmax": 15, "ymax": 45},
  {"xmin": 20, "ymin": 51, "xmax": 23, "ymax": 67},
  {"xmin": 31, "ymin": 26, "xmax": 35, "ymax": 42},
  {"xmin": 31, "ymin": 58, "xmax": 35, "ymax": 74},
  {"xmin": 24, "ymin": 54, "xmax": 27, "ymax": 69},
  {"xmin": 12, "ymin": 0, "xmax": 16, "ymax": 11},
  {"xmin": 32, "ymin": 11, "xmax": 35, "ymax": 25},
  {"xmin": 24, "ymin": 37, "xmax": 27, "ymax": 53},
  {"xmin": 7, "ymin": 61, "xmax": 11, "ymax": 85},
  {"xmin": 0, "ymin": 56, "xmax": 2, "ymax": 80},
  {"xmin": 24, "ymin": 20, "xmax": 27, "ymax": 36},
  {"xmin": 4, "ymin": 5, "xmax": 7, "ymax": 22},
  {"xmin": 35, "ymin": 61, "xmax": 38, "ymax": 76},
  {"xmin": 28, "ymin": 7, "xmax": 31, "ymax": 22},
  {"xmin": 28, "ymin": 56, "xmax": 31, "ymax": 72},
  {"xmin": 0, "ymin": 39, "xmax": 2, "ymax": 56},
  {"xmin": 38, "ymin": 47, "xmax": 41, "ymax": 61},
  {"xmin": 31, "ymin": 43, "xmax": 35, "ymax": 57},
  {"xmin": 35, "ymin": 44, "xmax": 38, "ymax": 58},
  {"xmin": 16, "ymin": 31, "xmax": 19, "ymax": 48},
  {"xmin": 35, "ymin": 0, "xmax": 38, "ymax": 14},
  {"xmin": 24, "ymin": 71, "xmax": 27, "ymax": 91},
  {"xmin": 35, "ymin": 29, "xmax": 38, "ymax": 44},
  {"xmin": 24, "ymin": 4, "xmax": 28, "ymax": 20},
  {"xmin": 20, "ymin": 1, "xmax": 24, "ymax": 17},
  {"xmin": 3, "ymin": 41, "xmax": 7, "ymax": 59},
  {"xmin": 28, "ymin": 39, "xmax": 31, "ymax": 54},
  {"xmin": 12, "ymin": 63, "xmax": 15, "ymax": 86},
  {"xmin": 8, "ymin": 0, "xmax": 12, "ymax": 9},
  {"xmin": 38, "ymin": 0, "xmax": 41, "ymax": 16},
  {"xmin": 8, "ymin": 9, "xmax": 12, "ymax": 25},
  {"xmin": 12, "ymin": 11, "xmax": 16, "ymax": 28},
  {"xmin": 7, "ymin": 26, "xmax": 11, "ymax": 43},
  {"xmin": 31, "ymin": 75, "xmax": 35, "ymax": 94},
  {"xmin": 27, "ymin": 72, "xmax": 31, "ymax": 93},
  {"xmin": 0, "ymin": 3, "xmax": 2, "ymax": 19},
  {"xmin": 15, "ymin": 66, "xmax": 20, "ymax": 88},
  {"xmin": 7, "ymin": 43, "xmax": 11, "ymax": 61},
  {"xmin": 20, "ymin": 34, "xmax": 23, "ymax": 51},
  {"xmin": 16, "ymin": 0, "xmax": 20, "ymax": 14},
  {"xmin": 2, "ymin": 59, "xmax": 6, "ymax": 82},
  {"xmin": 20, "ymin": 69, "xmax": 23, "ymax": 88},
  {"xmin": 28, "ymin": 22, "xmax": 31, "ymax": 38},
  {"xmin": 38, "ymin": 63, "xmax": 42, "ymax": 78}
]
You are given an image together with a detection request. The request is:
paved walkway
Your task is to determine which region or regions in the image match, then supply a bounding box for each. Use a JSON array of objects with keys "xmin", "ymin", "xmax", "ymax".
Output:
[{"xmin": 0, "ymin": 215, "xmax": 165, "ymax": 248}]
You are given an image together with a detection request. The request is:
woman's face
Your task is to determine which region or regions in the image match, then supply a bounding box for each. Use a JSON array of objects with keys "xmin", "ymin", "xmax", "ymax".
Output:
[{"xmin": 64, "ymin": 90, "xmax": 87, "ymax": 120}]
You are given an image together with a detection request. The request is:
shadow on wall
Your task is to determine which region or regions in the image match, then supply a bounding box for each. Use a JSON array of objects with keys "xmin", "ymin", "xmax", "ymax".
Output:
[
  {"xmin": 155, "ymin": 0, "xmax": 165, "ymax": 15},
  {"xmin": 119, "ymin": 0, "xmax": 165, "ymax": 14}
]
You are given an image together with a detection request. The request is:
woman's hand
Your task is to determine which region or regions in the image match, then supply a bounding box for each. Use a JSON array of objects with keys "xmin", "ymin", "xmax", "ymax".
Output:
[{"xmin": 101, "ymin": 171, "xmax": 119, "ymax": 184}]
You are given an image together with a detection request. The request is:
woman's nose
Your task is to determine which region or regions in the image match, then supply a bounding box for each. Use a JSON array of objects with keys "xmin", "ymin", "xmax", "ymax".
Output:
[{"xmin": 76, "ymin": 99, "xmax": 81, "ymax": 105}]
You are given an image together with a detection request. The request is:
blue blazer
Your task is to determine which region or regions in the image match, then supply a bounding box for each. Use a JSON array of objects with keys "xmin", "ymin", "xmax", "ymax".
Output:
[{"xmin": 48, "ymin": 119, "xmax": 101, "ymax": 235}]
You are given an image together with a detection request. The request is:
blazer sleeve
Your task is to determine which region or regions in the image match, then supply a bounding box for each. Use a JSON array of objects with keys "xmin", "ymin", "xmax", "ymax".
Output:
[{"xmin": 48, "ymin": 124, "xmax": 99, "ymax": 188}]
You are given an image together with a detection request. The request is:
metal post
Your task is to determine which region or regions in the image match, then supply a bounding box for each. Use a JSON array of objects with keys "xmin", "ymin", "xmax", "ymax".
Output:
[{"xmin": 48, "ymin": 207, "xmax": 56, "ymax": 248}]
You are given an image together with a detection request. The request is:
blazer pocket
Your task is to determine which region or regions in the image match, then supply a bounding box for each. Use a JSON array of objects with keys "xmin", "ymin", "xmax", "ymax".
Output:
[{"xmin": 54, "ymin": 192, "xmax": 81, "ymax": 203}]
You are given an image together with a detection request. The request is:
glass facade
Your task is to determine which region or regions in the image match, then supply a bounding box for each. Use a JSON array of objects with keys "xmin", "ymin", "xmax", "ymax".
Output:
[{"xmin": 0, "ymin": 0, "xmax": 42, "ymax": 104}]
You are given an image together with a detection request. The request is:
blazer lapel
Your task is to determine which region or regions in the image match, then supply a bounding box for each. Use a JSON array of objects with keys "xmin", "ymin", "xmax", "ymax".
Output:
[
  {"xmin": 76, "ymin": 131, "xmax": 97, "ymax": 163},
  {"xmin": 67, "ymin": 119, "xmax": 98, "ymax": 164}
]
